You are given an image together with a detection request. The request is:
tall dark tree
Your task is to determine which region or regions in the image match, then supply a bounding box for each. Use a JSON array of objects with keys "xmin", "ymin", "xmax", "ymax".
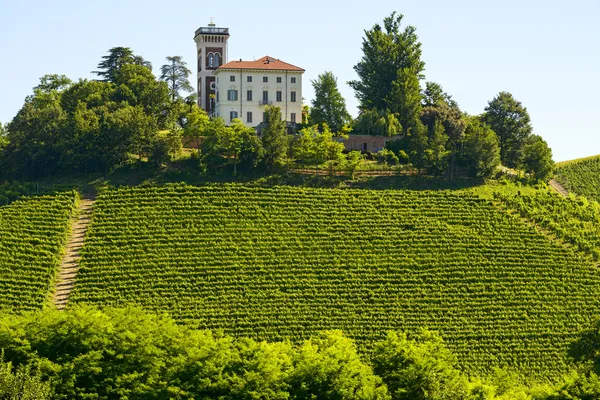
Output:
[
  {"xmin": 94, "ymin": 47, "xmax": 151, "ymax": 82},
  {"xmin": 310, "ymin": 71, "xmax": 352, "ymax": 133},
  {"xmin": 261, "ymin": 106, "xmax": 287, "ymax": 170},
  {"xmin": 482, "ymin": 91, "xmax": 532, "ymax": 168},
  {"xmin": 349, "ymin": 11, "xmax": 425, "ymax": 129},
  {"xmin": 160, "ymin": 56, "xmax": 194, "ymax": 102},
  {"xmin": 133, "ymin": 55, "xmax": 152, "ymax": 71}
]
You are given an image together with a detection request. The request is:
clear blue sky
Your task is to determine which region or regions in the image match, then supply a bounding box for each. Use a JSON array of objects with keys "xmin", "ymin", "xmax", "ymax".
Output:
[{"xmin": 1, "ymin": 0, "xmax": 598, "ymax": 161}]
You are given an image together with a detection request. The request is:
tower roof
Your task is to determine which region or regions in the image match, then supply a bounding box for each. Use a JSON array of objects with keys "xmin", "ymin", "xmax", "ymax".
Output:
[
  {"xmin": 194, "ymin": 26, "xmax": 229, "ymax": 38},
  {"xmin": 217, "ymin": 56, "xmax": 304, "ymax": 72}
]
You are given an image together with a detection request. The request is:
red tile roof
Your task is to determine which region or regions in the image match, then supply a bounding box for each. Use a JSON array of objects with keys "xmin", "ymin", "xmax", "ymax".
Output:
[{"xmin": 217, "ymin": 56, "xmax": 304, "ymax": 72}]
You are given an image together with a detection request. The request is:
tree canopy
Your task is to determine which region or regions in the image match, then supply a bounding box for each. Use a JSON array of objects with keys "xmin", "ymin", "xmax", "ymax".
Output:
[
  {"xmin": 160, "ymin": 56, "xmax": 194, "ymax": 102},
  {"xmin": 310, "ymin": 71, "xmax": 352, "ymax": 133},
  {"xmin": 482, "ymin": 92, "xmax": 533, "ymax": 168}
]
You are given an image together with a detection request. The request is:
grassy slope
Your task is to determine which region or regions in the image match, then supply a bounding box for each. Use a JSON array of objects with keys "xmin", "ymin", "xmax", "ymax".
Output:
[{"xmin": 69, "ymin": 184, "xmax": 599, "ymax": 379}]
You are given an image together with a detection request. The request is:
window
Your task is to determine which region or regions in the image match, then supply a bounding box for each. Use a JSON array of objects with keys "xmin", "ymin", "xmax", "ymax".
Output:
[
  {"xmin": 291, "ymin": 77, "xmax": 296, "ymax": 83},
  {"xmin": 230, "ymin": 111, "xmax": 238, "ymax": 122},
  {"xmin": 276, "ymin": 91, "xmax": 282, "ymax": 102},
  {"xmin": 276, "ymin": 77, "xmax": 282, "ymax": 83},
  {"xmin": 290, "ymin": 91, "xmax": 297, "ymax": 102},
  {"xmin": 263, "ymin": 90, "xmax": 269, "ymax": 102},
  {"xmin": 247, "ymin": 76, "xmax": 252, "ymax": 82},
  {"xmin": 263, "ymin": 76, "xmax": 268, "ymax": 83},
  {"xmin": 227, "ymin": 90, "xmax": 238, "ymax": 101},
  {"xmin": 214, "ymin": 53, "xmax": 220, "ymax": 67},
  {"xmin": 216, "ymin": 91, "xmax": 219, "ymax": 102},
  {"xmin": 291, "ymin": 113, "xmax": 296, "ymax": 123},
  {"xmin": 247, "ymin": 111, "xmax": 253, "ymax": 123},
  {"xmin": 247, "ymin": 90, "xmax": 253, "ymax": 101},
  {"xmin": 230, "ymin": 75, "xmax": 235, "ymax": 82},
  {"xmin": 208, "ymin": 54, "xmax": 214, "ymax": 68}
]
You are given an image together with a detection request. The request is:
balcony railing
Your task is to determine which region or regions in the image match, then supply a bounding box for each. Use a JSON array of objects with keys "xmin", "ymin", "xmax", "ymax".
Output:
[
  {"xmin": 195, "ymin": 27, "xmax": 229, "ymax": 37},
  {"xmin": 259, "ymin": 100, "xmax": 272, "ymax": 106}
]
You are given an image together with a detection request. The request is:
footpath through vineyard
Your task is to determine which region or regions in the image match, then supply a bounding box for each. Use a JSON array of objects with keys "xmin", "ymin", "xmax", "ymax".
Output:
[
  {"xmin": 549, "ymin": 179, "xmax": 569, "ymax": 197},
  {"xmin": 53, "ymin": 198, "xmax": 95, "ymax": 310}
]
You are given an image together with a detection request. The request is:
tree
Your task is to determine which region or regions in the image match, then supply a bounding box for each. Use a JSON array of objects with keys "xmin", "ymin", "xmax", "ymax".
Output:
[
  {"xmin": 0, "ymin": 358, "xmax": 52, "ymax": 400},
  {"xmin": 293, "ymin": 124, "xmax": 345, "ymax": 174},
  {"xmin": 420, "ymin": 82, "xmax": 465, "ymax": 177},
  {"xmin": 33, "ymin": 74, "xmax": 72, "ymax": 94},
  {"xmin": 373, "ymin": 330, "xmax": 468, "ymax": 400},
  {"xmin": 160, "ymin": 56, "xmax": 194, "ymax": 102},
  {"xmin": 482, "ymin": 92, "xmax": 532, "ymax": 168},
  {"xmin": 349, "ymin": 12, "xmax": 425, "ymax": 118},
  {"xmin": 310, "ymin": 71, "xmax": 352, "ymax": 133},
  {"xmin": 387, "ymin": 67, "xmax": 423, "ymax": 133},
  {"xmin": 461, "ymin": 117, "xmax": 500, "ymax": 178},
  {"xmin": 0, "ymin": 123, "xmax": 7, "ymax": 149},
  {"xmin": 260, "ymin": 106, "xmax": 287, "ymax": 170},
  {"xmin": 133, "ymin": 55, "xmax": 152, "ymax": 71},
  {"xmin": 521, "ymin": 134, "xmax": 554, "ymax": 182},
  {"xmin": 94, "ymin": 47, "xmax": 151, "ymax": 82},
  {"xmin": 288, "ymin": 331, "xmax": 390, "ymax": 400},
  {"xmin": 423, "ymin": 119, "xmax": 451, "ymax": 176},
  {"xmin": 354, "ymin": 109, "xmax": 402, "ymax": 137},
  {"xmin": 113, "ymin": 64, "xmax": 171, "ymax": 128}
]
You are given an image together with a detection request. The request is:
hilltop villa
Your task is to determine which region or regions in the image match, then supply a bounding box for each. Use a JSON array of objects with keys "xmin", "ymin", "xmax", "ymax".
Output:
[{"xmin": 194, "ymin": 21, "xmax": 304, "ymax": 128}]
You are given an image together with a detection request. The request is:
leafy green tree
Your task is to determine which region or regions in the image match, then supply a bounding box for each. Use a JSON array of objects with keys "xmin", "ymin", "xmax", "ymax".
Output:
[
  {"xmin": 373, "ymin": 330, "xmax": 468, "ymax": 400},
  {"xmin": 420, "ymin": 82, "xmax": 465, "ymax": 177},
  {"xmin": 424, "ymin": 119, "xmax": 451, "ymax": 175},
  {"xmin": 289, "ymin": 331, "xmax": 390, "ymax": 400},
  {"xmin": 94, "ymin": 46, "xmax": 136, "ymax": 82},
  {"xmin": 113, "ymin": 64, "xmax": 171, "ymax": 128},
  {"xmin": 0, "ymin": 123, "xmax": 7, "ymax": 149},
  {"xmin": 386, "ymin": 67, "xmax": 423, "ymax": 133},
  {"xmin": 33, "ymin": 74, "xmax": 72, "ymax": 94},
  {"xmin": 0, "ymin": 357, "xmax": 52, "ymax": 400},
  {"xmin": 422, "ymin": 82, "xmax": 458, "ymax": 109},
  {"xmin": 349, "ymin": 12, "xmax": 425, "ymax": 114},
  {"xmin": 310, "ymin": 71, "xmax": 352, "ymax": 133},
  {"xmin": 3, "ymin": 81, "xmax": 68, "ymax": 177},
  {"xmin": 354, "ymin": 109, "xmax": 402, "ymax": 136},
  {"xmin": 160, "ymin": 56, "xmax": 194, "ymax": 102},
  {"xmin": 261, "ymin": 106, "xmax": 287, "ymax": 170},
  {"xmin": 461, "ymin": 117, "xmax": 501, "ymax": 178},
  {"xmin": 482, "ymin": 92, "xmax": 532, "ymax": 168},
  {"xmin": 521, "ymin": 134, "xmax": 554, "ymax": 181},
  {"xmin": 293, "ymin": 124, "xmax": 345, "ymax": 175}
]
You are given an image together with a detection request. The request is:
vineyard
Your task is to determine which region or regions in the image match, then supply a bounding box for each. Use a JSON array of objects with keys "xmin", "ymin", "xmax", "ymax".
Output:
[
  {"xmin": 495, "ymin": 191, "xmax": 600, "ymax": 260},
  {"xmin": 555, "ymin": 154, "xmax": 600, "ymax": 202},
  {"xmin": 69, "ymin": 184, "xmax": 600, "ymax": 378},
  {"xmin": 0, "ymin": 191, "xmax": 77, "ymax": 312}
]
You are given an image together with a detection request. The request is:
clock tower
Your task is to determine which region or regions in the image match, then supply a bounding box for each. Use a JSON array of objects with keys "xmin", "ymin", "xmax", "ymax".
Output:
[{"xmin": 193, "ymin": 20, "xmax": 229, "ymax": 115}]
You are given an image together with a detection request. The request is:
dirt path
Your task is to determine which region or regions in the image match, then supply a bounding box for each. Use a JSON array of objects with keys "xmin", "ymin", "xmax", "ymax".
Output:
[
  {"xmin": 53, "ymin": 198, "xmax": 95, "ymax": 310},
  {"xmin": 549, "ymin": 179, "xmax": 569, "ymax": 197}
]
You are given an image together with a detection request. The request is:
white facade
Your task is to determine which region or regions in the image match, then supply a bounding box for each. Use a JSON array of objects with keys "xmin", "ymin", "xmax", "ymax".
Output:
[{"xmin": 213, "ymin": 68, "xmax": 303, "ymax": 128}]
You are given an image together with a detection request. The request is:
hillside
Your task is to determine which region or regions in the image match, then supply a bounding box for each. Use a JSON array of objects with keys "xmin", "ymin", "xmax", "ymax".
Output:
[
  {"xmin": 65, "ymin": 184, "xmax": 600, "ymax": 379},
  {"xmin": 0, "ymin": 191, "xmax": 77, "ymax": 312},
  {"xmin": 555, "ymin": 155, "xmax": 600, "ymax": 202}
]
